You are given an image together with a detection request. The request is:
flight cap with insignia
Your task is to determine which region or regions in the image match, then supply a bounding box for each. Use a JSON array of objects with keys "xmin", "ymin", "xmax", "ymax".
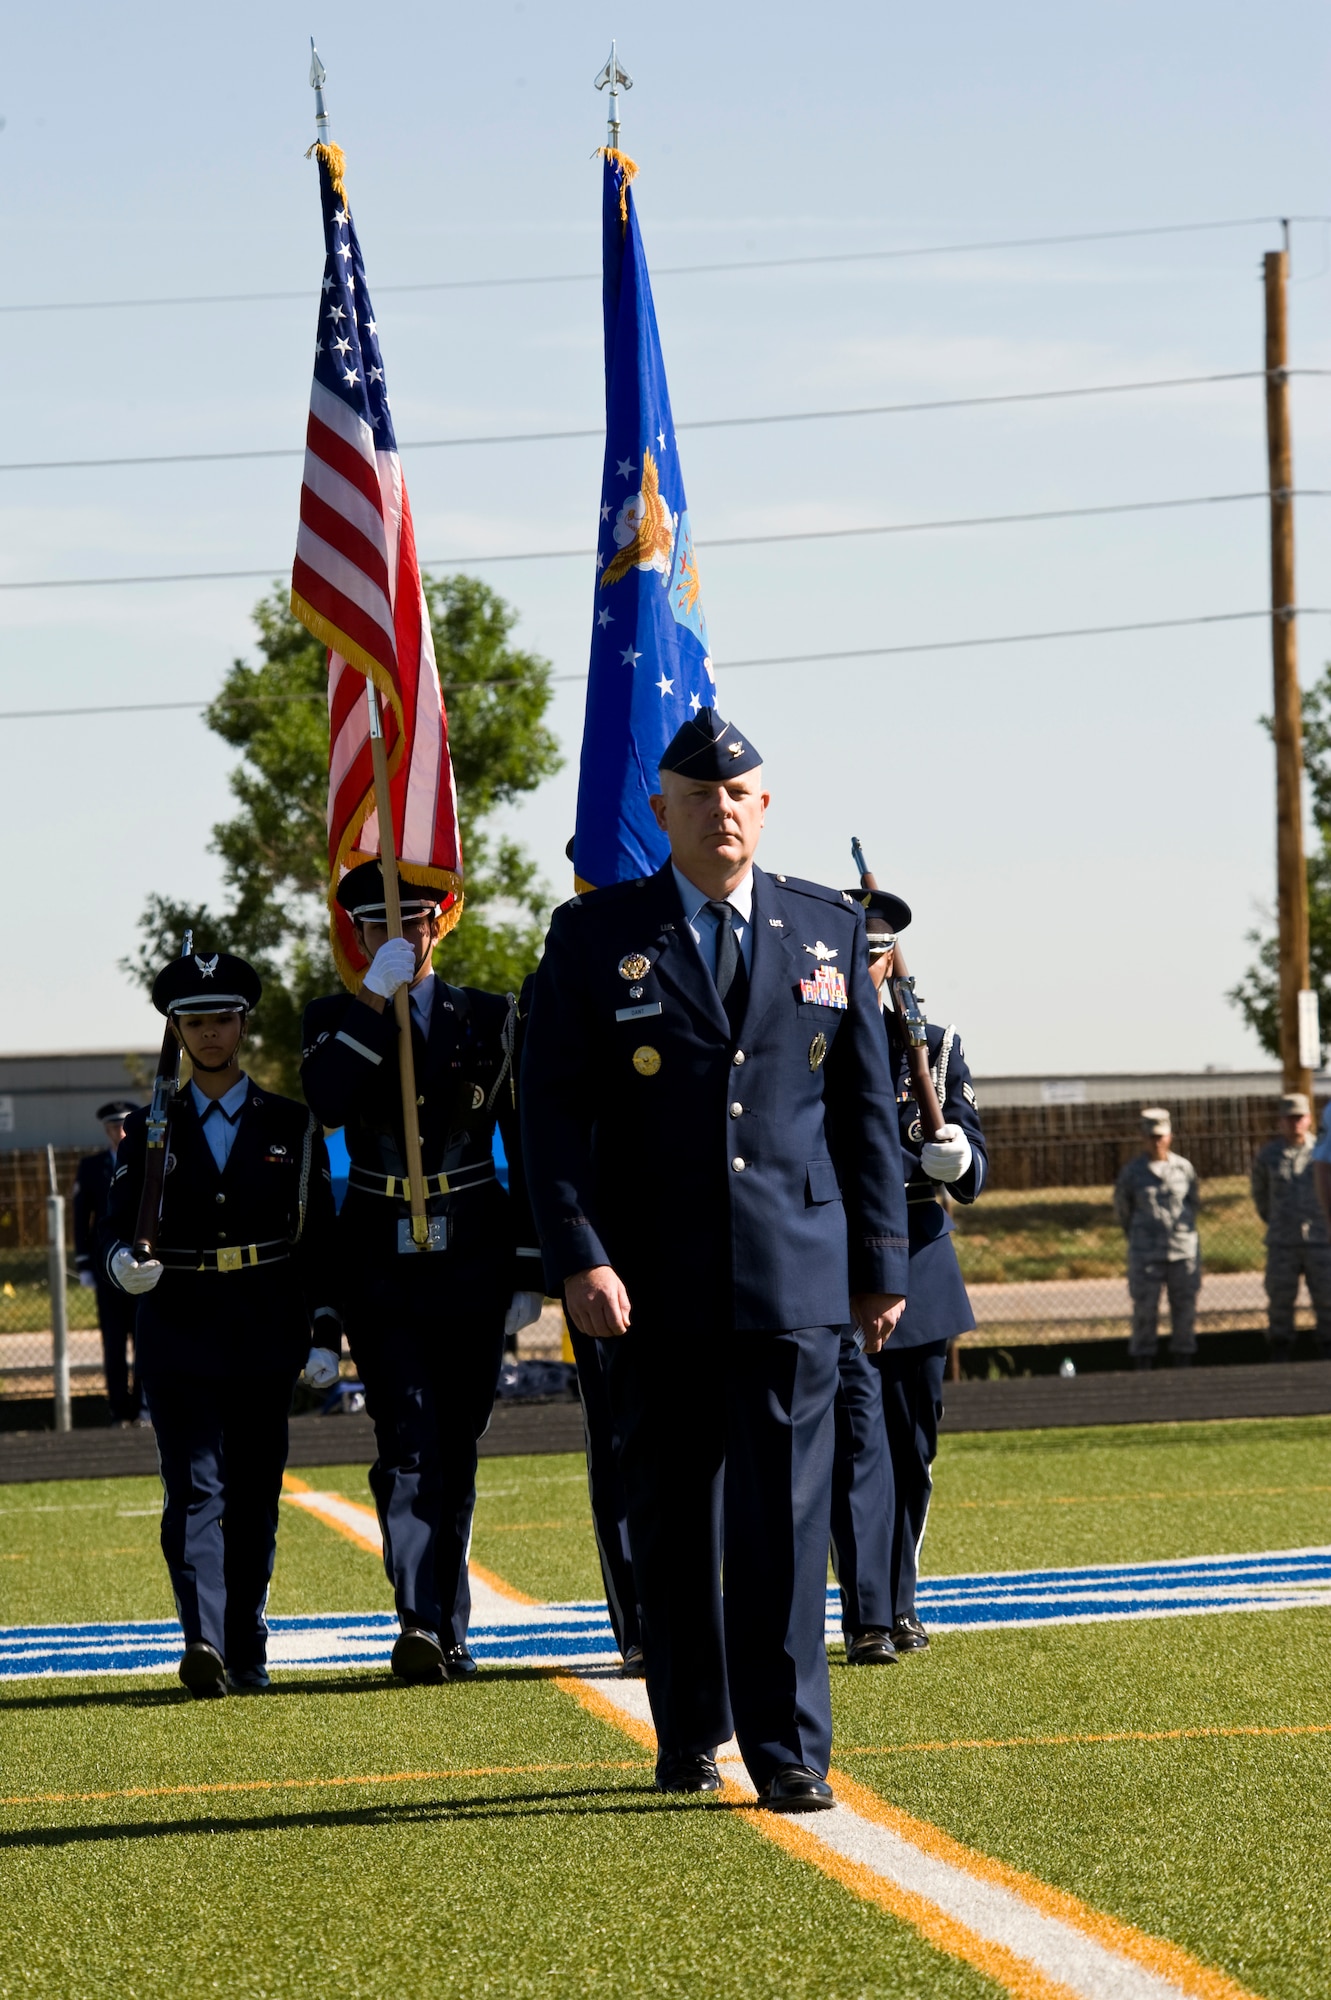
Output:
[
  {"xmin": 336, "ymin": 859, "xmax": 448, "ymax": 924},
  {"xmin": 152, "ymin": 952, "xmax": 262, "ymax": 1017},
  {"xmin": 659, "ymin": 707, "xmax": 762, "ymax": 780},
  {"xmin": 95, "ymin": 1099, "xmax": 138, "ymax": 1123},
  {"xmin": 843, "ymin": 887, "xmax": 912, "ymax": 935}
]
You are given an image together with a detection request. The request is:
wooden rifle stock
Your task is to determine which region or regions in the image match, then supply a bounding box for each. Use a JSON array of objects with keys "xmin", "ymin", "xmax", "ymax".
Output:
[
  {"xmin": 851, "ymin": 836, "xmax": 946, "ymax": 1142},
  {"xmin": 132, "ymin": 931, "xmax": 191, "ymax": 1258}
]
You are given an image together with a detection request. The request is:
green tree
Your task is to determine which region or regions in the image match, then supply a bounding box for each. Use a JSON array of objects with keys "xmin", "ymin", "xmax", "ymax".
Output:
[
  {"xmin": 127, "ymin": 575, "xmax": 562, "ymax": 1094},
  {"xmin": 1230, "ymin": 662, "xmax": 1331, "ymax": 1057}
]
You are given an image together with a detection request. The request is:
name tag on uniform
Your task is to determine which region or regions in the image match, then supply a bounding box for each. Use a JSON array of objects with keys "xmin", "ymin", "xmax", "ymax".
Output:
[
  {"xmin": 615, "ymin": 1002, "xmax": 662, "ymax": 1022},
  {"xmin": 799, "ymin": 968, "xmax": 848, "ymax": 1010}
]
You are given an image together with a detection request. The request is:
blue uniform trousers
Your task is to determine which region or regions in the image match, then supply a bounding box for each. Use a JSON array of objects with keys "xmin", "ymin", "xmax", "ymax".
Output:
[
  {"xmin": 96, "ymin": 1280, "xmax": 141, "ymax": 1423},
  {"xmin": 143, "ymin": 1368, "xmax": 296, "ymax": 1670},
  {"xmin": 346, "ymin": 1256, "xmax": 507, "ymax": 1648},
  {"xmin": 605, "ymin": 1323, "xmax": 839, "ymax": 1788},
  {"xmin": 868, "ymin": 1339, "xmax": 948, "ymax": 1620},
  {"xmin": 568, "ymin": 1323, "xmax": 640, "ymax": 1659},
  {"xmin": 829, "ymin": 1329, "xmax": 895, "ymax": 1638}
]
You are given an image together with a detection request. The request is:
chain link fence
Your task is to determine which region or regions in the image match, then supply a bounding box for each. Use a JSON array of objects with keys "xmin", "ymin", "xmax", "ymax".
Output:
[
  {"xmin": 950, "ymin": 1092, "xmax": 1315, "ymax": 1373},
  {"xmin": 0, "ymin": 1089, "xmax": 1313, "ymax": 1413}
]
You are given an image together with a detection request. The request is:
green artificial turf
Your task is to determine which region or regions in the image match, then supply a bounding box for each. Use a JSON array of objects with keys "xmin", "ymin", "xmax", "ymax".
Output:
[{"xmin": 1, "ymin": 1416, "xmax": 1329, "ymax": 1997}]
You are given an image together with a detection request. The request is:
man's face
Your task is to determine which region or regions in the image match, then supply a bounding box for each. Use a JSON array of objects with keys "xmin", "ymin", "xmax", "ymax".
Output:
[
  {"xmin": 649, "ymin": 768, "xmax": 770, "ymax": 885},
  {"xmin": 1281, "ymin": 1112, "xmax": 1311, "ymax": 1144},
  {"xmin": 866, "ymin": 933, "xmax": 896, "ymax": 995},
  {"xmin": 102, "ymin": 1118, "xmax": 127, "ymax": 1149},
  {"xmin": 356, "ymin": 910, "xmax": 444, "ymax": 982},
  {"xmin": 1147, "ymin": 1127, "xmax": 1171, "ymax": 1158},
  {"xmin": 173, "ymin": 1010, "xmax": 244, "ymax": 1071}
]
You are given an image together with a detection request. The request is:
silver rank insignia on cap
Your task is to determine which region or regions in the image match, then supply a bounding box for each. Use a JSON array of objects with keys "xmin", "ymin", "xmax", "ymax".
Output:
[
  {"xmin": 808, "ymin": 1032, "xmax": 828, "ymax": 1072},
  {"xmin": 727, "ymin": 740, "xmax": 744, "ymax": 759},
  {"xmin": 803, "ymin": 941, "xmax": 837, "ymax": 961},
  {"xmin": 194, "ymin": 954, "xmax": 219, "ymax": 977},
  {"xmin": 618, "ymin": 953, "xmax": 651, "ymax": 981}
]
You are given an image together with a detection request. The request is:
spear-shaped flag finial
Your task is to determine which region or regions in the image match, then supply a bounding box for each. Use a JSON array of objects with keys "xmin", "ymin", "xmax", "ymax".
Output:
[
  {"xmin": 594, "ymin": 41, "xmax": 632, "ymax": 151},
  {"xmin": 309, "ymin": 38, "xmax": 330, "ymax": 148}
]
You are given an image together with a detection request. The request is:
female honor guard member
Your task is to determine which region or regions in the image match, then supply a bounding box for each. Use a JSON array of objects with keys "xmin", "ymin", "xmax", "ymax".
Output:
[
  {"xmin": 830, "ymin": 889, "xmax": 987, "ymax": 1660},
  {"xmin": 105, "ymin": 952, "xmax": 342, "ymax": 1698},
  {"xmin": 300, "ymin": 863, "xmax": 544, "ymax": 1686}
]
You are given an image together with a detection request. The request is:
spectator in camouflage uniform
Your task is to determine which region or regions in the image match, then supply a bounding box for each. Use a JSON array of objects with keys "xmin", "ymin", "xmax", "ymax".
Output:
[
  {"xmin": 1257, "ymin": 1091, "xmax": 1331, "ymax": 1361},
  {"xmin": 1113, "ymin": 1108, "xmax": 1201, "ymax": 1369}
]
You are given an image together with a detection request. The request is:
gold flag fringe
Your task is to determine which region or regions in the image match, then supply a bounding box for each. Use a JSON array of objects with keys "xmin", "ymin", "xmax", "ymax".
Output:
[
  {"xmin": 311, "ymin": 141, "xmax": 348, "ymax": 199},
  {"xmin": 598, "ymin": 147, "xmax": 639, "ymax": 225}
]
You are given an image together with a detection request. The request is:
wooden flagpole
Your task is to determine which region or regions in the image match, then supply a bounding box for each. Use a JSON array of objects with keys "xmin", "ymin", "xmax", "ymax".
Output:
[{"xmin": 366, "ymin": 682, "xmax": 430, "ymax": 1247}]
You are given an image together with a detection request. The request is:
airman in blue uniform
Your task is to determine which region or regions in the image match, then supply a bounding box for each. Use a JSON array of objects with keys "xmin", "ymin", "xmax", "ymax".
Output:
[
  {"xmin": 300, "ymin": 863, "xmax": 545, "ymax": 1686},
  {"xmin": 522, "ymin": 710, "xmax": 909, "ymax": 1809},
  {"xmin": 830, "ymin": 889, "xmax": 987, "ymax": 1659},
  {"xmin": 104, "ymin": 952, "xmax": 342, "ymax": 1698},
  {"xmin": 73, "ymin": 1099, "xmax": 141, "ymax": 1424}
]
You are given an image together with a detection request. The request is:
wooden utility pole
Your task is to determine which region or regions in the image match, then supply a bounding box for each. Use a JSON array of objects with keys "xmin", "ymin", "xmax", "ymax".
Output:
[{"xmin": 1264, "ymin": 239, "xmax": 1317, "ymax": 1099}]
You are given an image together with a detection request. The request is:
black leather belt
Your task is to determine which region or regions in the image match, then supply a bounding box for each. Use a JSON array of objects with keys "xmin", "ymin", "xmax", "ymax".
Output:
[
  {"xmin": 158, "ymin": 1240, "xmax": 291, "ymax": 1273},
  {"xmin": 347, "ymin": 1159, "xmax": 497, "ymax": 1201},
  {"xmin": 906, "ymin": 1185, "xmax": 942, "ymax": 1205}
]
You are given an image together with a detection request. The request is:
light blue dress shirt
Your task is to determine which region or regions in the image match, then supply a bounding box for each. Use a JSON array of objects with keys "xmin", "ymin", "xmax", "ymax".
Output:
[
  {"xmin": 409, "ymin": 970, "xmax": 436, "ymax": 1038},
  {"xmin": 671, "ymin": 865, "xmax": 755, "ymax": 980},
  {"xmin": 190, "ymin": 1076, "xmax": 250, "ymax": 1172}
]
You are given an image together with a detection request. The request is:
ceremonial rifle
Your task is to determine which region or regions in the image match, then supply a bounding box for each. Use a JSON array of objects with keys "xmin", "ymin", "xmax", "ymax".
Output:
[
  {"xmin": 851, "ymin": 838, "xmax": 947, "ymax": 1142},
  {"xmin": 131, "ymin": 929, "xmax": 192, "ymax": 1260}
]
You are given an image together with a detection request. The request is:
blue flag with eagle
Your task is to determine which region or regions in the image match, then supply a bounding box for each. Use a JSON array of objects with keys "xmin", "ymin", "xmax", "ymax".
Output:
[{"xmin": 571, "ymin": 150, "xmax": 715, "ymax": 891}]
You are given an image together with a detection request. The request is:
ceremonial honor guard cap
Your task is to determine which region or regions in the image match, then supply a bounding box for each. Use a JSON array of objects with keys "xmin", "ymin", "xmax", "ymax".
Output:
[
  {"xmin": 335, "ymin": 859, "xmax": 444, "ymax": 923},
  {"xmin": 151, "ymin": 952, "xmax": 262, "ymax": 1017},
  {"xmin": 95, "ymin": 1100, "xmax": 138, "ymax": 1123},
  {"xmin": 843, "ymin": 887, "xmax": 913, "ymax": 935},
  {"xmin": 659, "ymin": 708, "xmax": 762, "ymax": 780}
]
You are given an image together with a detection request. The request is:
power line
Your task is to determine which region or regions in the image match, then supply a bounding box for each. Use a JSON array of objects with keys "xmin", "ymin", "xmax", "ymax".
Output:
[
  {"xmin": 0, "ymin": 368, "xmax": 1299, "ymax": 476},
  {"xmin": 8, "ymin": 607, "xmax": 1328, "ymax": 721},
  {"xmin": 0, "ymin": 215, "xmax": 1316, "ymax": 318},
  {"xmin": 1, "ymin": 487, "xmax": 1324, "ymax": 594}
]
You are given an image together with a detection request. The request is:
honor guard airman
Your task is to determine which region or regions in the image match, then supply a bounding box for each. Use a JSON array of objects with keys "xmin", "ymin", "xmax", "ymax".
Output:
[
  {"xmin": 522, "ymin": 710, "xmax": 909, "ymax": 1809},
  {"xmin": 300, "ymin": 863, "xmax": 544, "ymax": 1685},
  {"xmin": 73, "ymin": 1099, "xmax": 142, "ymax": 1424},
  {"xmin": 105, "ymin": 953, "xmax": 342, "ymax": 1698},
  {"xmin": 830, "ymin": 889, "xmax": 987, "ymax": 1661}
]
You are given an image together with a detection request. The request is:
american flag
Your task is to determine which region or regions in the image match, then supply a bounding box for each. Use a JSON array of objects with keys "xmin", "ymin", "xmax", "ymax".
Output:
[{"xmin": 290, "ymin": 143, "xmax": 462, "ymax": 989}]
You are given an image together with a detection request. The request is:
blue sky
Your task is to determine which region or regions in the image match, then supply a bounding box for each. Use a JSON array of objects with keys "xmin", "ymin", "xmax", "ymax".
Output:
[{"xmin": 3, "ymin": 0, "xmax": 1331, "ymax": 1072}]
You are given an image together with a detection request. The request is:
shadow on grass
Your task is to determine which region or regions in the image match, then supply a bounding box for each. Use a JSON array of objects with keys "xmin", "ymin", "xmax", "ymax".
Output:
[
  {"xmin": 0, "ymin": 1783, "xmax": 744, "ymax": 1848},
  {"xmin": 0, "ymin": 1663, "xmax": 625, "ymax": 1713}
]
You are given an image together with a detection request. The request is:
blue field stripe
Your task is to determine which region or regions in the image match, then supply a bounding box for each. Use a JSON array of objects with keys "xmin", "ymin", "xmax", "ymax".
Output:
[{"xmin": 3, "ymin": 1547, "xmax": 1328, "ymax": 1681}]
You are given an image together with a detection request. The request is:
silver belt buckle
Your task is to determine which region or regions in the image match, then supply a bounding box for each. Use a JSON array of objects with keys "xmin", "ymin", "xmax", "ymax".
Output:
[{"xmin": 397, "ymin": 1216, "xmax": 450, "ymax": 1255}]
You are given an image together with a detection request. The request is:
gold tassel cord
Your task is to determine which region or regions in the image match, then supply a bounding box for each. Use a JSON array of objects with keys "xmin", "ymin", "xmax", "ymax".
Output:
[
  {"xmin": 313, "ymin": 141, "xmax": 348, "ymax": 200},
  {"xmin": 598, "ymin": 147, "xmax": 639, "ymax": 225}
]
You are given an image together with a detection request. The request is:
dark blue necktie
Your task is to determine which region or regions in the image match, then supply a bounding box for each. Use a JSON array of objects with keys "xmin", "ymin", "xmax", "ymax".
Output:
[{"xmin": 706, "ymin": 901, "xmax": 748, "ymax": 1031}]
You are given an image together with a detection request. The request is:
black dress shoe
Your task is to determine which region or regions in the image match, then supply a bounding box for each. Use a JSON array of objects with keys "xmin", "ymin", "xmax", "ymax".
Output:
[
  {"xmin": 757, "ymin": 1765, "xmax": 834, "ymax": 1812},
  {"xmin": 443, "ymin": 1645, "xmax": 478, "ymax": 1681},
  {"xmin": 845, "ymin": 1628, "xmax": 898, "ymax": 1666},
  {"xmin": 621, "ymin": 1643, "xmax": 646, "ymax": 1679},
  {"xmin": 178, "ymin": 1642, "xmax": 227, "ymax": 1699},
  {"xmin": 226, "ymin": 1664, "xmax": 271, "ymax": 1694},
  {"xmin": 654, "ymin": 1752, "xmax": 722, "ymax": 1795},
  {"xmin": 391, "ymin": 1627, "xmax": 446, "ymax": 1684},
  {"xmin": 891, "ymin": 1615, "xmax": 930, "ymax": 1654}
]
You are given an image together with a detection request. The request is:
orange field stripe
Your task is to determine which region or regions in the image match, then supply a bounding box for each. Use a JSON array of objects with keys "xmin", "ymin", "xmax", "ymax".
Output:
[
  {"xmin": 829, "ymin": 1768, "xmax": 1264, "ymax": 2000},
  {"xmin": 1, "ymin": 1757, "xmax": 649, "ymax": 1811},
  {"xmin": 841, "ymin": 1720, "xmax": 1331, "ymax": 1757},
  {"xmin": 469, "ymin": 1557, "xmax": 539, "ymax": 1606},
  {"xmin": 554, "ymin": 1673, "xmax": 658, "ymax": 1751},
  {"xmin": 735, "ymin": 1801, "xmax": 1083, "ymax": 2000}
]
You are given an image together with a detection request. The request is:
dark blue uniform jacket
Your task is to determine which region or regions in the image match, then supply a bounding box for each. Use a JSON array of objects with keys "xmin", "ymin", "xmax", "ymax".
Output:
[
  {"xmin": 300, "ymin": 979, "xmax": 542, "ymax": 1293},
  {"xmin": 889, "ymin": 1019, "xmax": 987, "ymax": 1348},
  {"xmin": 72, "ymin": 1150, "xmax": 115, "ymax": 1273},
  {"xmin": 521, "ymin": 862, "xmax": 910, "ymax": 1330},
  {"xmin": 104, "ymin": 1084, "xmax": 340, "ymax": 1379}
]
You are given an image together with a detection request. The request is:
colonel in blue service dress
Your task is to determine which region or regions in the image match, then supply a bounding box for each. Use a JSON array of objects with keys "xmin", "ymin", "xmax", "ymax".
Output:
[
  {"xmin": 830, "ymin": 890, "xmax": 988, "ymax": 1658},
  {"xmin": 104, "ymin": 953, "xmax": 342, "ymax": 1698},
  {"xmin": 300, "ymin": 862, "xmax": 545, "ymax": 1685},
  {"xmin": 522, "ymin": 711, "xmax": 909, "ymax": 1808}
]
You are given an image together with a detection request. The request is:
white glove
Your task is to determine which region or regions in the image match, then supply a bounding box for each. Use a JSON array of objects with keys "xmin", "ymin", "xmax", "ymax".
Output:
[
  {"xmin": 78, "ymin": 1270, "xmax": 96, "ymax": 1291},
  {"xmin": 504, "ymin": 1291, "xmax": 545, "ymax": 1339},
  {"xmin": 111, "ymin": 1247, "xmax": 163, "ymax": 1295},
  {"xmin": 363, "ymin": 937, "xmax": 417, "ymax": 1000},
  {"xmin": 920, "ymin": 1124, "xmax": 973, "ymax": 1184},
  {"xmin": 303, "ymin": 1345, "xmax": 341, "ymax": 1390}
]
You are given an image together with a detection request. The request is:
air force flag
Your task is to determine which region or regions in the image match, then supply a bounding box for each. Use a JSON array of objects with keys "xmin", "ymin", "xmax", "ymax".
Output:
[{"xmin": 571, "ymin": 151, "xmax": 716, "ymax": 891}]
